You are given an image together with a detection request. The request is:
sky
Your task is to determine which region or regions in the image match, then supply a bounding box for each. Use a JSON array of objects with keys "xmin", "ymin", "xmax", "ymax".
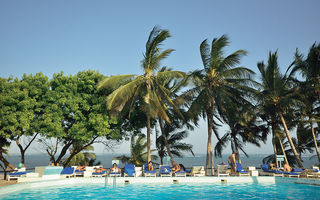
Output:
[{"xmin": 1, "ymin": 0, "xmax": 319, "ymax": 155}]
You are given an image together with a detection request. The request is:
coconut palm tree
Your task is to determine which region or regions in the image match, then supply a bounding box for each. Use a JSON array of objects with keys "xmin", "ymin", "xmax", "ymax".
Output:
[
  {"xmin": 98, "ymin": 26, "xmax": 185, "ymax": 162},
  {"xmin": 117, "ymin": 134, "xmax": 157, "ymax": 166},
  {"xmin": 65, "ymin": 145, "xmax": 101, "ymax": 166},
  {"xmin": 291, "ymin": 43, "xmax": 320, "ymax": 162},
  {"xmin": 156, "ymin": 122, "xmax": 194, "ymax": 165},
  {"xmin": 215, "ymin": 102, "xmax": 268, "ymax": 163},
  {"xmin": 187, "ymin": 35, "xmax": 254, "ymax": 175},
  {"xmin": 257, "ymin": 51, "xmax": 304, "ymax": 168}
]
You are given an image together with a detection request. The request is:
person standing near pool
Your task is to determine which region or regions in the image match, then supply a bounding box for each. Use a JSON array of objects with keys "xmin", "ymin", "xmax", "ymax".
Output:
[{"xmin": 228, "ymin": 153, "xmax": 236, "ymax": 175}]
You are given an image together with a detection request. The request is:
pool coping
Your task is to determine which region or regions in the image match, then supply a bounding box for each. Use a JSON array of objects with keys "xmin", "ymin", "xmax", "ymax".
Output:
[{"xmin": 0, "ymin": 176, "xmax": 319, "ymax": 197}]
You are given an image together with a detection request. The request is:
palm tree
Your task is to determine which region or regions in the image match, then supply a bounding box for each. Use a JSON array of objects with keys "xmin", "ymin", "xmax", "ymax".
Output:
[
  {"xmin": 98, "ymin": 26, "xmax": 185, "ymax": 163},
  {"xmin": 215, "ymin": 102, "xmax": 268, "ymax": 163},
  {"xmin": 117, "ymin": 134, "xmax": 157, "ymax": 166},
  {"xmin": 292, "ymin": 43, "xmax": 320, "ymax": 162},
  {"xmin": 188, "ymin": 35, "xmax": 253, "ymax": 175},
  {"xmin": 65, "ymin": 145, "xmax": 101, "ymax": 166},
  {"xmin": 257, "ymin": 51, "xmax": 304, "ymax": 168},
  {"xmin": 156, "ymin": 123, "xmax": 194, "ymax": 165}
]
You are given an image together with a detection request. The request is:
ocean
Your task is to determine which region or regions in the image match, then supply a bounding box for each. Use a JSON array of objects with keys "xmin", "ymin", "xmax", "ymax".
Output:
[{"xmin": 3, "ymin": 153, "xmax": 318, "ymax": 170}]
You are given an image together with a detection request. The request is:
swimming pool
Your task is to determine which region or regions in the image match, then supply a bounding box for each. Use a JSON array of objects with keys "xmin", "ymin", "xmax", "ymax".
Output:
[{"xmin": 1, "ymin": 181, "xmax": 319, "ymax": 200}]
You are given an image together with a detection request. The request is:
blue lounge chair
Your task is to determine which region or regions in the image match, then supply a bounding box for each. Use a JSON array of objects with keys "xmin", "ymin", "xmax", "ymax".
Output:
[
  {"xmin": 7, "ymin": 171, "xmax": 32, "ymax": 181},
  {"xmin": 124, "ymin": 164, "xmax": 136, "ymax": 177},
  {"xmin": 144, "ymin": 164, "xmax": 156, "ymax": 177},
  {"xmin": 159, "ymin": 165, "xmax": 172, "ymax": 177},
  {"xmin": 75, "ymin": 169, "xmax": 85, "ymax": 177},
  {"xmin": 284, "ymin": 171, "xmax": 300, "ymax": 178},
  {"xmin": 92, "ymin": 170, "xmax": 107, "ymax": 177},
  {"xmin": 109, "ymin": 171, "xmax": 121, "ymax": 177},
  {"xmin": 60, "ymin": 167, "xmax": 75, "ymax": 178},
  {"xmin": 236, "ymin": 163, "xmax": 249, "ymax": 176},
  {"xmin": 260, "ymin": 164, "xmax": 284, "ymax": 177}
]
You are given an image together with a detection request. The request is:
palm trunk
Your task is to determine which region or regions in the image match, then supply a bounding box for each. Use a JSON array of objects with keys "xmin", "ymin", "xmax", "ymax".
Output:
[
  {"xmin": 158, "ymin": 119, "xmax": 174, "ymax": 165},
  {"xmin": 278, "ymin": 111, "xmax": 304, "ymax": 168},
  {"xmin": 206, "ymin": 103, "xmax": 215, "ymax": 176},
  {"xmin": 277, "ymin": 135, "xmax": 288, "ymax": 165},
  {"xmin": 272, "ymin": 139, "xmax": 278, "ymax": 168},
  {"xmin": 147, "ymin": 115, "xmax": 151, "ymax": 163},
  {"xmin": 310, "ymin": 122, "xmax": 320, "ymax": 163}
]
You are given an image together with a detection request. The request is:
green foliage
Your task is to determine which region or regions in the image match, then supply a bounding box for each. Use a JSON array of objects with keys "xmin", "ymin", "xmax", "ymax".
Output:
[
  {"xmin": 156, "ymin": 123, "xmax": 194, "ymax": 164},
  {"xmin": 40, "ymin": 70, "xmax": 121, "ymax": 165},
  {"xmin": 98, "ymin": 26, "xmax": 185, "ymax": 162},
  {"xmin": 65, "ymin": 145, "xmax": 101, "ymax": 166},
  {"xmin": 117, "ymin": 134, "xmax": 157, "ymax": 166}
]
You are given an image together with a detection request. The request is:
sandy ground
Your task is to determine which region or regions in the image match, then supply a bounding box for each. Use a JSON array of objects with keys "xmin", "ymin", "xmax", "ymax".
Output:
[{"xmin": 0, "ymin": 174, "xmax": 17, "ymax": 187}]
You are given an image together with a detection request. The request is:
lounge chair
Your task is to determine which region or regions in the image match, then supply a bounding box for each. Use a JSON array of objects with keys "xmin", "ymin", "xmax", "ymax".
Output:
[
  {"xmin": 190, "ymin": 166, "xmax": 205, "ymax": 176},
  {"xmin": 159, "ymin": 165, "xmax": 172, "ymax": 177},
  {"xmin": 143, "ymin": 164, "xmax": 156, "ymax": 177},
  {"xmin": 217, "ymin": 164, "xmax": 229, "ymax": 176},
  {"xmin": 284, "ymin": 171, "xmax": 300, "ymax": 178},
  {"xmin": 236, "ymin": 163, "xmax": 249, "ymax": 176},
  {"xmin": 92, "ymin": 169, "xmax": 107, "ymax": 177},
  {"xmin": 124, "ymin": 164, "xmax": 136, "ymax": 177},
  {"xmin": 7, "ymin": 171, "xmax": 32, "ymax": 181},
  {"xmin": 260, "ymin": 164, "xmax": 284, "ymax": 177},
  {"xmin": 60, "ymin": 167, "xmax": 75, "ymax": 178},
  {"xmin": 174, "ymin": 164, "xmax": 187, "ymax": 177},
  {"xmin": 299, "ymin": 169, "xmax": 319, "ymax": 178},
  {"xmin": 75, "ymin": 166, "xmax": 86, "ymax": 177},
  {"xmin": 109, "ymin": 168, "xmax": 121, "ymax": 177}
]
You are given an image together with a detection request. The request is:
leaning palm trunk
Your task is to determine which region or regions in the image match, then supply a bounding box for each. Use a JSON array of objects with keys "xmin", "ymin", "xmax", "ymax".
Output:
[
  {"xmin": 278, "ymin": 112, "xmax": 304, "ymax": 168},
  {"xmin": 310, "ymin": 122, "xmax": 320, "ymax": 162},
  {"xmin": 147, "ymin": 115, "xmax": 151, "ymax": 163},
  {"xmin": 158, "ymin": 119, "xmax": 175, "ymax": 165},
  {"xmin": 277, "ymin": 135, "xmax": 288, "ymax": 165}
]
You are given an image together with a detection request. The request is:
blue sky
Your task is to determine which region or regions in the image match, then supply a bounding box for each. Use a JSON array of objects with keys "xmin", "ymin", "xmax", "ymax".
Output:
[{"xmin": 1, "ymin": 0, "xmax": 319, "ymax": 155}]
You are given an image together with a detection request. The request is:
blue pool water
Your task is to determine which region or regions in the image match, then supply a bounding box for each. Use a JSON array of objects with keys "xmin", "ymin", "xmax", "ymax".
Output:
[{"xmin": 1, "ymin": 182, "xmax": 319, "ymax": 200}]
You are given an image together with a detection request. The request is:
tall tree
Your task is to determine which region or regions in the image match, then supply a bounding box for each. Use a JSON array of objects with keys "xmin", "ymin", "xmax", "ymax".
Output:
[
  {"xmin": 98, "ymin": 26, "xmax": 184, "ymax": 163},
  {"xmin": 14, "ymin": 73, "xmax": 49, "ymax": 165},
  {"xmin": 40, "ymin": 71, "xmax": 121, "ymax": 166},
  {"xmin": 292, "ymin": 43, "xmax": 320, "ymax": 162},
  {"xmin": 188, "ymin": 35, "xmax": 253, "ymax": 175},
  {"xmin": 257, "ymin": 51, "xmax": 304, "ymax": 168},
  {"xmin": 156, "ymin": 122, "xmax": 194, "ymax": 165}
]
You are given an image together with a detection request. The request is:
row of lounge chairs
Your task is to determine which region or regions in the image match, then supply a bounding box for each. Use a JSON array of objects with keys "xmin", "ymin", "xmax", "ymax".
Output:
[
  {"xmin": 260, "ymin": 164, "xmax": 320, "ymax": 178},
  {"xmin": 8, "ymin": 163, "xmax": 319, "ymax": 181}
]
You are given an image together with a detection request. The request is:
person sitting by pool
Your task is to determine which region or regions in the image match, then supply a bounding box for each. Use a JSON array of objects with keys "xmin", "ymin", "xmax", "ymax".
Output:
[
  {"xmin": 269, "ymin": 163, "xmax": 277, "ymax": 170},
  {"xmin": 147, "ymin": 161, "xmax": 154, "ymax": 171},
  {"xmin": 283, "ymin": 161, "xmax": 292, "ymax": 172},
  {"xmin": 111, "ymin": 163, "xmax": 121, "ymax": 173},
  {"xmin": 76, "ymin": 166, "xmax": 86, "ymax": 171},
  {"xmin": 171, "ymin": 161, "xmax": 181, "ymax": 174},
  {"xmin": 228, "ymin": 153, "xmax": 236, "ymax": 175},
  {"xmin": 95, "ymin": 167, "xmax": 107, "ymax": 173}
]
